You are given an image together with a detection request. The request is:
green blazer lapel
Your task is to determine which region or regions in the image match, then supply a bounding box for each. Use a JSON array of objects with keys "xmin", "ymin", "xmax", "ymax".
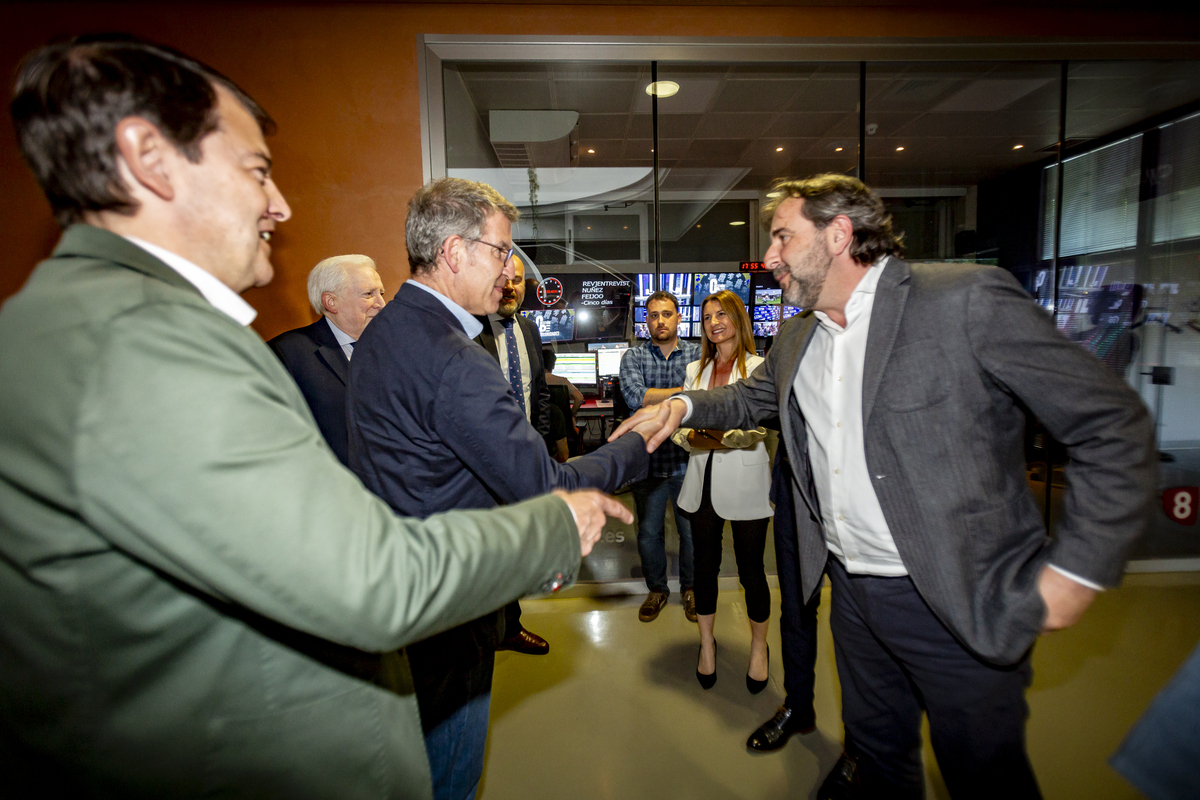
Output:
[
  {"xmin": 862, "ymin": 257, "xmax": 911, "ymax": 425},
  {"xmin": 52, "ymin": 224, "xmax": 203, "ymax": 298}
]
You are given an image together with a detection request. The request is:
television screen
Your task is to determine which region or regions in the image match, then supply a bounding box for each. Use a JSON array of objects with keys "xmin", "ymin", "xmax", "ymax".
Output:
[
  {"xmin": 520, "ymin": 309, "xmax": 574, "ymax": 341},
  {"xmin": 753, "ymin": 320, "xmax": 779, "ymax": 337},
  {"xmin": 690, "ymin": 321, "xmax": 706, "ymax": 338},
  {"xmin": 694, "ymin": 272, "xmax": 751, "ymax": 305},
  {"xmin": 634, "ymin": 306, "xmax": 646, "ymax": 323},
  {"xmin": 677, "ymin": 305, "xmax": 693, "ymax": 323},
  {"xmin": 658, "ymin": 273, "xmax": 694, "ymax": 306},
  {"xmin": 574, "ymin": 306, "xmax": 628, "ymax": 341},
  {"xmin": 753, "ymin": 305, "xmax": 780, "ymax": 322},
  {"xmin": 634, "ymin": 274, "xmax": 655, "ymax": 304},
  {"xmin": 633, "ymin": 322, "xmax": 649, "ymax": 339},
  {"xmin": 754, "ymin": 287, "xmax": 781, "ymax": 306},
  {"xmin": 781, "ymin": 306, "xmax": 802, "ymax": 320},
  {"xmin": 553, "ymin": 353, "xmax": 597, "ymax": 387}
]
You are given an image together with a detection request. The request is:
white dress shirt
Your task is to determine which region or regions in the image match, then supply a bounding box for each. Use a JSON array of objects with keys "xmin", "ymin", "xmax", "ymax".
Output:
[
  {"xmin": 122, "ymin": 236, "xmax": 256, "ymax": 326},
  {"xmin": 325, "ymin": 316, "xmax": 356, "ymax": 361},
  {"xmin": 408, "ymin": 280, "xmax": 483, "ymax": 338},
  {"xmin": 794, "ymin": 259, "xmax": 906, "ymax": 576},
  {"xmin": 489, "ymin": 313, "xmax": 532, "ymax": 422}
]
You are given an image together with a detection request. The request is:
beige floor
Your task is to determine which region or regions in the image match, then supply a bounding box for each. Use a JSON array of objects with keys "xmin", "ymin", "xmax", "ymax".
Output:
[{"xmin": 479, "ymin": 572, "xmax": 1200, "ymax": 800}]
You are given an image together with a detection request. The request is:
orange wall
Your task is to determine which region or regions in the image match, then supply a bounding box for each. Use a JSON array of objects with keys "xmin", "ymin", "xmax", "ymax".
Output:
[{"xmin": 1, "ymin": 2, "xmax": 1195, "ymax": 338}]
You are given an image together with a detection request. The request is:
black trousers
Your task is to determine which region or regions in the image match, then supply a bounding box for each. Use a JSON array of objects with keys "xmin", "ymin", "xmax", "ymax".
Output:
[
  {"xmin": 770, "ymin": 449, "xmax": 821, "ymax": 717},
  {"xmin": 691, "ymin": 454, "xmax": 770, "ymax": 621},
  {"xmin": 827, "ymin": 558, "xmax": 1042, "ymax": 800}
]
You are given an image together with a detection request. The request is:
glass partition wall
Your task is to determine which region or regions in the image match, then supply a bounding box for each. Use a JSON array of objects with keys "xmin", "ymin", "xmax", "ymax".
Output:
[{"xmin": 436, "ymin": 47, "xmax": 1200, "ymax": 580}]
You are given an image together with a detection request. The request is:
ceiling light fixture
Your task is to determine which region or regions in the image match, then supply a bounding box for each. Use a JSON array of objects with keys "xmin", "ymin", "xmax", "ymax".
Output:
[
  {"xmin": 775, "ymin": 147, "xmax": 784, "ymax": 152},
  {"xmin": 835, "ymin": 146, "xmax": 844, "ymax": 152},
  {"xmin": 730, "ymin": 221, "xmax": 746, "ymax": 226},
  {"xmin": 587, "ymin": 148, "xmax": 595, "ymax": 154},
  {"xmin": 896, "ymin": 146, "xmax": 905, "ymax": 152},
  {"xmin": 1013, "ymin": 144, "xmax": 1024, "ymax": 150},
  {"xmin": 645, "ymin": 81, "xmax": 680, "ymax": 98}
]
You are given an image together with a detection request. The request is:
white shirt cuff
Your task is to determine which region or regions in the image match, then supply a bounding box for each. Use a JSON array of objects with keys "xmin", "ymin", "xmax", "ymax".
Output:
[
  {"xmin": 674, "ymin": 393, "xmax": 694, "ymax": 423},
  {"xmin": 1048, "ymin": 564, "xmax": 1105, "ymax": 592}
]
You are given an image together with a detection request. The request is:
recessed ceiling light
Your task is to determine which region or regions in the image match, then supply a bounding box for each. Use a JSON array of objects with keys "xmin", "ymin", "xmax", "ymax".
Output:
[
  {"xmin": 896, "ymin": 146, "xmax": 905, "ymax": 152},
  {"xmin": 696, "ymin": 224, "xmax": 701, "ymax": 228},
  {"xmin": 766, "ymin": 191, "xmax": 782, "ymax": 198},
  {"xmin": 645, "ymin": 81, "xmax": 680, "ymax": 98},
  {"xmin": 587, "ymin": 148, "xmax": 595, "ymax": 154},
  {"xmin": 775, "ymin": 147, "xmax": 784, "ymax": 152},
  {"xmin": 835, "ymin": 146, "xmax": 844, "ymax": 152},
  {"xmin": 1013, "ymin": 144, "xmax": 1024, "ymax": 150},
  {"xmin": 730, "ymin": 221, "xmax": 746, "ymax": 226}
]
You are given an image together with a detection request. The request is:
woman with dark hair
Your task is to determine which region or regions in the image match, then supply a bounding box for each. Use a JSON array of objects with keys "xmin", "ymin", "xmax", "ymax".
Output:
[{"xmin": 673, "ymin": 290, "xmax": 773, "ymax": 692}]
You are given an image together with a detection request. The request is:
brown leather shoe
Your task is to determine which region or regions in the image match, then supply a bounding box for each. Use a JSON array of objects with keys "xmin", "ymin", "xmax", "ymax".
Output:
[
  {"xmin": 497, "ymin": 627, "xmax": 549, "ymax": 655},
  {"xmin": 638, "ymin": 590, "xmax": 669, "ymax": 622},
  {"xmin": 682, "ymin": 588, "xmax": 697, "ymax": 622}
]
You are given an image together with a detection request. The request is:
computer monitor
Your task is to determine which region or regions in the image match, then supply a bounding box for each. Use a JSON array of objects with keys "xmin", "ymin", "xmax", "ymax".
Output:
[
  {"xmin": 552, "ymin": 353, "xmax": 598, "ymax": 386},
  {"xmin": 520, "ymin": 309, "xmax": 574, "ymax": 341},
  {"xmin": 587, "ymin": 342, "xmax": 629, "ymax": 378},
  {"xmin": 634, "ymin": 274, "xmax": 655, "ymax": 304},
  {"xmin": 754, "ymin": 286, "xmax": 781, "ymax": 306},
  {"xmin": 753, "ymin": 320, "xmax": 779, "ymax": 337},
  {"xmin": 781, "ymin": 306, "xmax": 802, "ymax": 320},
  {"xmin": 753, "ymin": 305, "xmax": 780, "ymax": 322},
  {"xmin": 658, "ymin": 273, "xmax": 694, "ymax": 306},
  {"xmin": 634, "ymin": 322, "xmax": 649, "ymax": 339}
]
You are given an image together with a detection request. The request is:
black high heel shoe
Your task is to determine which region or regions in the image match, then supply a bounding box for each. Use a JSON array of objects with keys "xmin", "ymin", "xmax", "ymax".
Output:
[
  {"xmin": 746, "ymin": 644, "xmax": 769, "ymax": 695},
  {"xmin": 696, "ymin": 640, "xmax": 717, "ymax": 690}
]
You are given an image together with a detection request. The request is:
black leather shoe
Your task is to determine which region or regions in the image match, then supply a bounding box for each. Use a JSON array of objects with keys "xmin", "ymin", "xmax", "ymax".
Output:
[
  {"xmin": 746, "ymin": 705, "xmax": 816, "ymax": 752},
  {"xmin": 746, "ymin": 644, "xmax": 769, "ymax": 694},
  {"xmin": 696, "ymin": 641, "xmax": 717, "ymax": 689},
  {"xmin": 497, "ymin": 627, "xmax": 549, "ymax": 655},
  {"xmin": 816, "ymin": 752, "xmax": 861, "ymax": 800}
]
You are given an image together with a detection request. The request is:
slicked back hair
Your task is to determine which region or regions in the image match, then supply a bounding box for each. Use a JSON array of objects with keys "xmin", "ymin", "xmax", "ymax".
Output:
[
  {"xmin": 405, "ymin": 177, "xmax": 519, "ymax": 277},
  {"xmin": 307, "ymin": 255, "xmax": 377, "ymax": 317},
  {"xmin": 761, "ymin": 174, "xmax": 904, "ymax": 265},
  {"xmin": 11, "ymin": 33, "xmax": 275, "ymax": 228}
]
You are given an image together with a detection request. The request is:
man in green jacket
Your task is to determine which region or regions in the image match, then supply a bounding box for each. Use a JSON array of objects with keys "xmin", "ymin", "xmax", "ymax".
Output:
[{"xmin": 0, "ymin": 35, "xmax": 631, "ymax": 799}]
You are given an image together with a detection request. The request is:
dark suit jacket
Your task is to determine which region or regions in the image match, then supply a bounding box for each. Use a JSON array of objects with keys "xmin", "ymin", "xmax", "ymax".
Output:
[
  {"xmin": 347, "ymin": 282, "xmax": 649, "ymax": 729},
  {"xmin": 686, "ymin": 259, "xmax": 1156, "ymax": 665},
  {"xmin": 476, "ymin": 313, "xmax": 552, "ymax": 438},
  {"xmin": 267, "ymin": 318, "xmax": 352, "ymax": 466}
]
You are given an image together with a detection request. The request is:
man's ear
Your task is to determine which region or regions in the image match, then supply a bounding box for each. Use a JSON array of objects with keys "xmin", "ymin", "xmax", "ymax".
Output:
[
  {"xmin": 322, "ymin": 291, "xmax": 339, "ymax": 316},
  {"xmin": 440, "ymin": 236, "xmax": 465, "ymax": 275},
  {"xmin": 113, "ymin": 117, "xmax": 176, "ymax": 201},
  {"xmin": 827, "ymin": 215, "xmax": 855, "ymax": 259}
]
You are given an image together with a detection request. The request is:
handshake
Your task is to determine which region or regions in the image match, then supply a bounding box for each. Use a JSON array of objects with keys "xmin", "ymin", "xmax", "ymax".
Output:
[{"xmin": 557, "ymin": 397, "xmax": 690, "ymax": 556}]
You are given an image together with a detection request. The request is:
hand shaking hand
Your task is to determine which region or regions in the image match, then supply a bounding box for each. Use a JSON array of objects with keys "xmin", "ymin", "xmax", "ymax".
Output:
[
  {"xmin": 609, "ymin": 397, "xmax": 688, "ymax": 453},
  {"xmin": 554, "ymin": 489, "xmax": 634, "ymax": 557}
]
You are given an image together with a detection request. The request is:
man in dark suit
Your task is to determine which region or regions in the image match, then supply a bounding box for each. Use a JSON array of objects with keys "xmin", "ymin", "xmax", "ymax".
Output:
[
  {"xmin": 475, "ymin": 254, "xmax": 552, "ymax": 656},
  {"xmin": 348, "ymin": 177, "xmax": 655, "ymax": 800},
  {"xmin": 615, "ymin": 174, "xmax": 1156, "ymax": 799},
  {"xmin": 268, "ymin": 254, "xmax": 385, "ymax": 465}
]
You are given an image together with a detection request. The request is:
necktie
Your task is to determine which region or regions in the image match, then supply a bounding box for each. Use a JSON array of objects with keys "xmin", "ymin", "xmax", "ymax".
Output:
[{"xmin": 500, "ymin": 318, "xmax": 527, "ymax": 417}]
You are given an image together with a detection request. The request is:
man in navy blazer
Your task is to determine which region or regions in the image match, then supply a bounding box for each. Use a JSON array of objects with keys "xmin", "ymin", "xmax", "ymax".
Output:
[
  {"xmin": 347, "ymin": 177, "xmax": 653, "ymax": 800},
  {"xmin": 268, "ymin": 255, "xmax": 385, "ymax": 465}
]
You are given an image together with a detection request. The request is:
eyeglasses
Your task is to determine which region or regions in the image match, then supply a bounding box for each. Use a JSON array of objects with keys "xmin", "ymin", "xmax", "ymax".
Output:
[{"xmin": 465, "ymin": 238, "xmax": 514, "ymax": 266}]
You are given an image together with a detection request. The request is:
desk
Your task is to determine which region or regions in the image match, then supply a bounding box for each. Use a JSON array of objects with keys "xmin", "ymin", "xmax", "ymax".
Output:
[{"xmin": 577, "ymin": 399, "xmax": 615, "ymax": 446}]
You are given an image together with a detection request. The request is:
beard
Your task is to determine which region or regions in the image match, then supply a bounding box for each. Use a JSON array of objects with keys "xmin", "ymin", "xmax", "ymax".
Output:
[
  {"xmin": 498, "ymin": 297, "xmax": 519, "ymax": 316},
  {"xmin": 780, "ymin": 236, "xmax": 833, "ymax": 309}
]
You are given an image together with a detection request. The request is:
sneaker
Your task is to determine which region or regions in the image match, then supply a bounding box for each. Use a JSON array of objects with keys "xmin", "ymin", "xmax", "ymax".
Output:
[
  {"xmin": 682, "ymin": 588, "xmax": 697, "ymax": 622},
  {"xmin": 638, "ymin": 590, "xmax": 669, "ymax": 622}
]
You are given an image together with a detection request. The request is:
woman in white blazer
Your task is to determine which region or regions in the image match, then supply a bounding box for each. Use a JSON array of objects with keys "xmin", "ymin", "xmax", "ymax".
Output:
[{"xmin": 673, "ymin": 290, "xmax": 774, "ymax": 693}]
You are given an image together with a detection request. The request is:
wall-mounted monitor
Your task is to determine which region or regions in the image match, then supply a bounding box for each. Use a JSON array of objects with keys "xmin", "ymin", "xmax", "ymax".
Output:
[
  {"xmin": 634, "ymin": 274, "xmax": 655, "ymax": 304},
  {"xmin": 754, "ymin": 287, "xmax": 781, "ymax": 306},
  {"xmin": 753, "ymin": 305, "xmax": 780, "ymax": 322},
  {"xmin": 634, "ymin": 322, "xmax": 649, "ymax": 339},
  {"xmin": 574, "ymin": 306, "xmax": 628, "ymax": 341},
  {"xmin": 658, "ymin": 273, "xmax": 694, "ymax": 306},
  {"xmin": 753, "ymin": 320, "xmax": 779, "ymax": 337},
  {"xmin": 781, "ymin": 306, "xmax": 802, "ymax": 320},
  {"xmin": 553, "ymin": 353, "xmax": 598, "ymax": 386},
  {"xmin": 521, "ymin": 309, "xmax": 574, "ymax": 341},
  {"xmin": 694, "ymin": 272, "xmax": 751, "ymax": 305},
  {"xmin": 634, "ymin": 306, "xmax": 646, "ymax": 323}
]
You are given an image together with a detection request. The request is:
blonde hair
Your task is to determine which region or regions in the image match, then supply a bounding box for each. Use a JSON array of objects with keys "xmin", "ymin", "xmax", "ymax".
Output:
[{"xmin": 697, "ymin": 290, "xmax": 755, "ymax": 380}]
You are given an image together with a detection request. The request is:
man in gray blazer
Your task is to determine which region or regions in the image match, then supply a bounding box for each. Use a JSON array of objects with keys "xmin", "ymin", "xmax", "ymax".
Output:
[
  {"xmin": 614, "ymin": 174, "xmax": 1156, "ymax": 798},
  {"xmin": 0, "ymin": 35, "xmax": 629, "ymax": 800}
]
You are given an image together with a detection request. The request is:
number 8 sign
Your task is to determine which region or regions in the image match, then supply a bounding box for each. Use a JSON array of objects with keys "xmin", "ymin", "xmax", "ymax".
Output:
[{"xmin": 1162, "ymin": 487, "xmax": 1199, "ymax": 526}]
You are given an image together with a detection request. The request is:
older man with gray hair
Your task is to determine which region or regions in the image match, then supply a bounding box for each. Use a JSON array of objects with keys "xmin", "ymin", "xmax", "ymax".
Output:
[{"xmin": 268, "ymin": 254, "xmax": 385, "ymax": 465}]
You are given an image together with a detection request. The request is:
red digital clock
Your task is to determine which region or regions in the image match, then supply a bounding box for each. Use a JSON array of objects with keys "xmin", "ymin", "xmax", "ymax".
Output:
[{"xmin": 537, "ymin": 277, "xmax": 563, "ymax": 306}]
